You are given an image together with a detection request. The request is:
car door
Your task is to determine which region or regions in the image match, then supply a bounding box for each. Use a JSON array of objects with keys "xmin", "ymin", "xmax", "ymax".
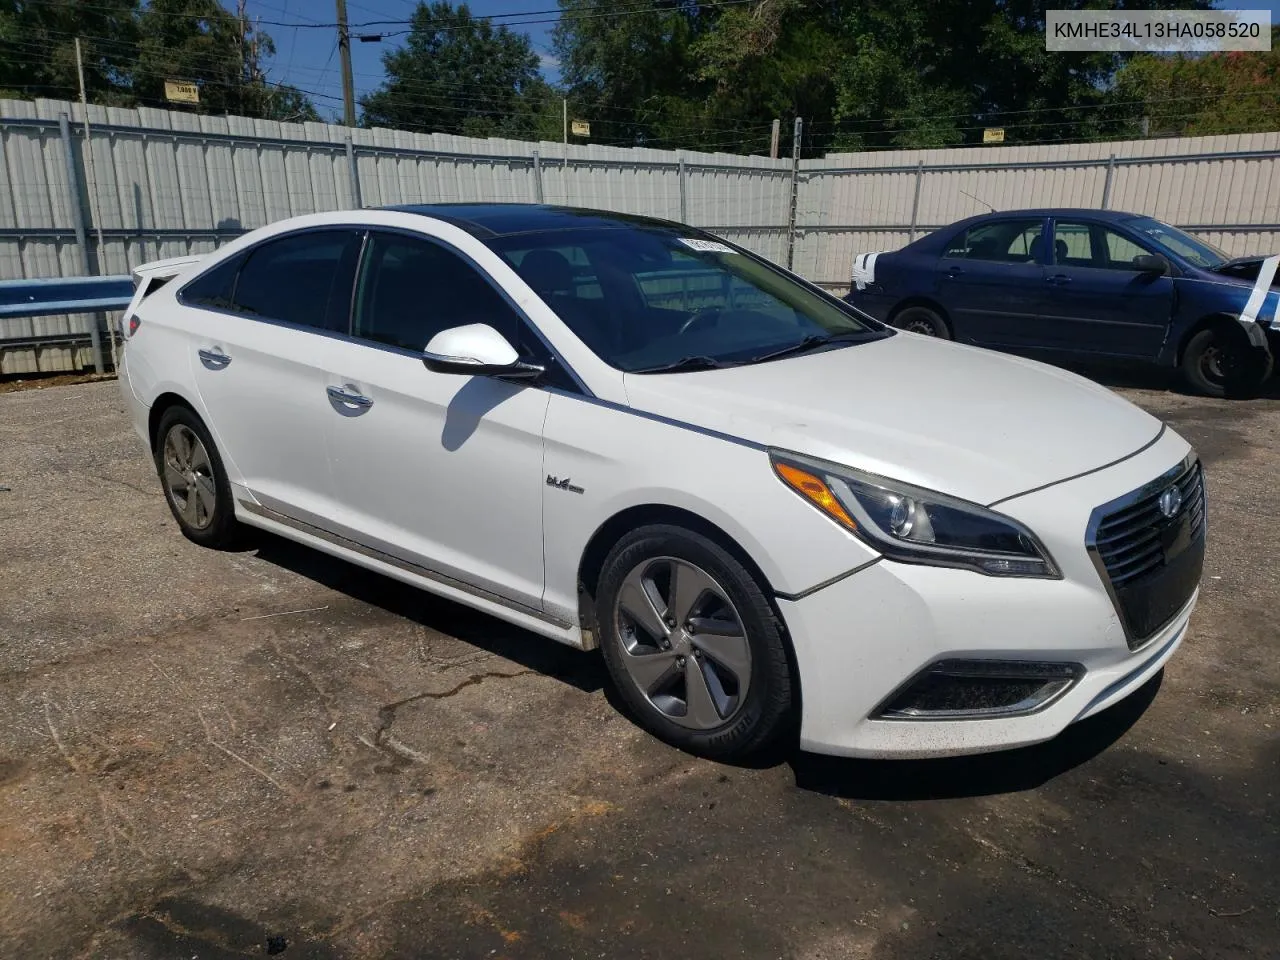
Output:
[
  {"xmin": 181, "ymin": 228, "xmax": 364, "ymax": 519},
  {"xmin": 1037, "ymin": 219, "xmax": 1175, "ymax": 358},
  {"xmin": 322, "ymin": 228, "xmax": 552, "ymax": 613},
  {"xmin": 936, "ymin": 217, "xmax": 1049, "ymax": 346}
]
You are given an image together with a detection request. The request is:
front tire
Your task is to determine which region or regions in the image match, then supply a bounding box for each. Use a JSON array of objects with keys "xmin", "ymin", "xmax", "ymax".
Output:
[
  {"xmin": 595, "ymin": 524, "xmax": 794, "ymax": 761},
  {"xmin": 892, "ymin": 305, "xmax": 950, "ymax": 338},
  {"xmin": 154, "ymin": 406, "xmax": 241, "ymax": 549},
  {"xmin": 1181, "ymin": 324, "xmax": 1273, "ymax": 399}
]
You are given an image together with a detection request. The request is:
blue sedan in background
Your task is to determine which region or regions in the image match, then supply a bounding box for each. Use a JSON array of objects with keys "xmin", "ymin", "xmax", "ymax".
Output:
[{"xmin": 843, "ymin": 208, "xmax": 1280, "ymax": 397}]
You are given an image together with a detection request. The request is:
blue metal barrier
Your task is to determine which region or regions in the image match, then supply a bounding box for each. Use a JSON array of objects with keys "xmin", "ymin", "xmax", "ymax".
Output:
[{"xmin": 0, "ymin": 274, "xmax": 133, "ymax": 319}]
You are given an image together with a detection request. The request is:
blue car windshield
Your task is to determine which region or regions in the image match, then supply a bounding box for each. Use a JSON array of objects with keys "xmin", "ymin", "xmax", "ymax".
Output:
[
  {"xmin": 486, "ymin": 226, "xmax": 888, "ymax": 373},
  {"xmin": 1127, "ymin": 217, "xmax": 1230, "ymax": 270}
]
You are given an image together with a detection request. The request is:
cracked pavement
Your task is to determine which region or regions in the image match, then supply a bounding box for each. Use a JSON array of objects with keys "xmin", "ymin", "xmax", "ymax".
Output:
[{"xmin": 0, "ymin": 375, "xmax": 1277, "ymax": 959}]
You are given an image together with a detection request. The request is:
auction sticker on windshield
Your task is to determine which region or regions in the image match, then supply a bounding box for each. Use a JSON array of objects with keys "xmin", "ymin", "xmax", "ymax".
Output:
[{"xmin": 678, "ymin": 238, "xmax": 737, "ymax": 254}]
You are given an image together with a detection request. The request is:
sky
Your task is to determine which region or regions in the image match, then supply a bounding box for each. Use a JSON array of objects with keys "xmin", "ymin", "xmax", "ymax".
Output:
[{"xmin": 232, "ymin": 0, "xmax": 1280, "ymax": 125}]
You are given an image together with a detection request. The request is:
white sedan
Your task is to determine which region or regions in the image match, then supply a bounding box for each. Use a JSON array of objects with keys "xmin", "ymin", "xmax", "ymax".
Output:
[{"xmin": 117, "ymin": 205, "xmax": 1205, "ymax": 761}]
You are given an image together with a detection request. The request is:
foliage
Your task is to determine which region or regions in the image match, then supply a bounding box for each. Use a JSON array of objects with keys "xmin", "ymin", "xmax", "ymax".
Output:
[
  {"xmin": 1113, "ymin": 28, "xmax": 1280, "ymax": 139},
  {"xmin": 550, "ymin": 0, "xmax": 1262, "ymax": 156},
  {"xmin": 361, "ymin": 1, "xmax": 554, "ymax": 139},
  {"xmin": 0, "ymin": 0, "xmax": 317, "ymax": 121}
]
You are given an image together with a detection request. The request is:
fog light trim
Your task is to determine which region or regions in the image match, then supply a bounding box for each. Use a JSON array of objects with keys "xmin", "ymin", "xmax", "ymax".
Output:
[{"xmin": 873, "ymin": 659, "xmax": 1085, "ymax": 721}]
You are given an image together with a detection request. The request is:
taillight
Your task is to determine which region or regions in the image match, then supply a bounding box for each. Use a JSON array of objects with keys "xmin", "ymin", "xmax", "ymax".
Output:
[{"xmin": 128, "ymin": 314, "xmax": 141, "ymax": 336}]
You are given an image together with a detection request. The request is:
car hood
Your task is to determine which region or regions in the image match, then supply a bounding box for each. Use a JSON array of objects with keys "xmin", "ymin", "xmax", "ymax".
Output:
[
  {"xmin": 1210, "ymin": 254, "xmax": 1280, "ymax": 288},
  {"xmin": 621, "ymin": 333, "xmax": 1164, "ymax": 506}
]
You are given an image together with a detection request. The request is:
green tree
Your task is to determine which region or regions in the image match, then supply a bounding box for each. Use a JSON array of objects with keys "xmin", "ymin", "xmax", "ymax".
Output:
[
  {"xmin": 1113, "ymin": 29, "xmax": 1280, "ymax": 139},
  {"xmin": 0, "ymin": 0, "xmax": 317, "ymax": 122},
  {"xmin": 361, "ymin": 1, "xmax": 553, "ymax": 139},
  {"xmin": 0, "ymin": 0, "xmax": 140, "ymax": 104},
  {"xmin": 133, "ymin": 0, "xmax": 317, "ymax": 121}
]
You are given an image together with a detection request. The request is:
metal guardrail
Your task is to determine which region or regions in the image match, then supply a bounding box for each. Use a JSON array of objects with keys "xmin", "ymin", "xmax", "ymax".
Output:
[
  {"xmin": 0, "ymin": 274, "xmax": 132, "ymax": 319},
  {"xmin": 0, "ymin": 274, "xmax": 132, "ymax": 374}
]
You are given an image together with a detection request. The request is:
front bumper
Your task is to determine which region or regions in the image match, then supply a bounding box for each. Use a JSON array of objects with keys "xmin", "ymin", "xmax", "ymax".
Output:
[{"xmin": 779, "ymin": 426, "xmax": 1199, "ymax": 759}]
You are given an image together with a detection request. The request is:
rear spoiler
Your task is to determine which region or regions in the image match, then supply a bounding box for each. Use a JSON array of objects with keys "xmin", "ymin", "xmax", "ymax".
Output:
[{"xmin": 121, "ymin": 254, "xmax": 204, "ymax": 337}]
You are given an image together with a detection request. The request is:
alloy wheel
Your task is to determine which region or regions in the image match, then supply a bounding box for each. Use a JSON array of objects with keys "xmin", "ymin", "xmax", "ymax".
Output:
[
  {"xmin": 613, "ymin": 557, "xmax": 752, "ymax": 730},
  {"xmin": 161, "ymin": 424, "xmax": 217, "ymax": 531},
  {"xmin": 901, "ymin": 317, "xmax": 937, "ymax": 335}
]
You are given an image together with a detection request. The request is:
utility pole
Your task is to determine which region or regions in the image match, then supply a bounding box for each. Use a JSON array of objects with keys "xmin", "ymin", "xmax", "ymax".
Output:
[
  {"xmin": 769, "ymin": 118, "xmax": 780, "ymax": 159},
  {"xmin": 562, "ymin": 97, "xmax": 568, "ymax": 146},
  {"xmin": 238, "ymin": 0, "xmax": 246, "ymax": 107},
  {"xmin": 336, "ymin": 0, "xmax": 357, "ymax": 127},
  {"xmin": 74, "ymin": 37, "xmax": 116, "ymax": 372}
]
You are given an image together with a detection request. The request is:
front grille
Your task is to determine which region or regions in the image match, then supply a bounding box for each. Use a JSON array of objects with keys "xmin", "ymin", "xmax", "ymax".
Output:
[{"xmin": 1089, "ymin": 458, "xmax": 1206, "ymax": 646}]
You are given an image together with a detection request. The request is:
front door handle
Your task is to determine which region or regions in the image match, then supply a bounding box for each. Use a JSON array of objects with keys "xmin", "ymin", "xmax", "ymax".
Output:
[
  {"xmin": 946, "ymin": 266, "xmax": 964, "ymax": 277},
  {"xmin": 1045, "ymin": 274, "xmax": 1072, "ymax": 285},
  {"xmin": 326, "ymin": 385, "xmax": 373, "ymax": 409},
  {"xmin": 198, "ymin": 348, "xmax": 232, "ymax": 368}
]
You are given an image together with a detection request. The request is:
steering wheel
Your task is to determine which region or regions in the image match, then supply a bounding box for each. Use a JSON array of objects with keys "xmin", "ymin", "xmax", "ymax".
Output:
[{"xmin": 678, "ymin": 307, "xmax": 724, "ymax": 336}]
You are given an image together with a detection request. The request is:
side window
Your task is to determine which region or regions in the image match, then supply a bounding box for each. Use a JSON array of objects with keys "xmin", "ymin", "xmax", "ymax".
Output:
[
  {"xmin": 229, "ymin": 230, "xmax": 364, "ymax": 332},
  {"xmin": 181, "ymin": 252, "xmax": 246, "ymax": 310},
  {"xmin": 943, "ymin": 220, "xmax": 1045, "ymax": 262},
  {"xmin": 1053, "ymin": 221, "xmax": 1096, "ymax": 267},
  {"xmin": 353, "ymin": 232, "xmax": 521, "ymax": 352},
  {"xmin": 1101, "ymin": 228, "xmax": 1152, "ymax": 270}
]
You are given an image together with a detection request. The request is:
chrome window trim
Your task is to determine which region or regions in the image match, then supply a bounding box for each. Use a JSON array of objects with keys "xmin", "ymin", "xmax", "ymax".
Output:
[
  {"xmin": 1084, "ymin": 451, "xmax": 1204, "ymax": 650},
  {"xmin": 175, "ymin": 222, "xmax": 595, "ymax": 398}
]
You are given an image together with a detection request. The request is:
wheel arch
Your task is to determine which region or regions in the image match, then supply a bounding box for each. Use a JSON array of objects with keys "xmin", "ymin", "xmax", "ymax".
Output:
[
  {"xmin": 888, "ymin": 296, "xmax": 953, "ymax": 335},
  {"xmin": 576, "ymin": 502, "xmax": 803, "ymax": 723},
  {"xmin": 147, "ymin": 390, "xmax": 201, "ymax": 453}
]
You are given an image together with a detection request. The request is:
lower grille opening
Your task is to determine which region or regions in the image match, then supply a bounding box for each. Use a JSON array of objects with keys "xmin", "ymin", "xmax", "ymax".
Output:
[{"xmin": 875, "ymin": 660, "xmax": 1084, "ymax": 720}]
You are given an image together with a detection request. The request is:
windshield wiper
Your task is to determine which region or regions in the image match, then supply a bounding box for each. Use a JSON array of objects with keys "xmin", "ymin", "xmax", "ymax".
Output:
[
  {"xmin": 744, "ymin": 332, "xmax": 871, "ymax": 365},
  {"xmin": 631, "ymin": 355, "xmax": 735, "ymax": 374}
]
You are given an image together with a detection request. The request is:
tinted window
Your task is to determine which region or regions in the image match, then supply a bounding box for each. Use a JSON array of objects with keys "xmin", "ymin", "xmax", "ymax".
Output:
[
  {"xmin": 943, "ymin": 220, "xmax": 1045, "ymax": 263},
  {"xmin": 182, "ymin": 253, "xmax": 244, "ymax": 309},
  {"xmin": 487, "ymin": 226, "xmax": 884, "ymax": 373},
  {"xmin": 230, "ymin": 230, "xmax": 363, "ymax": 331},
  {"xmin": 353, "ymin": 232, "xmax": 521, "ymax": 352}
]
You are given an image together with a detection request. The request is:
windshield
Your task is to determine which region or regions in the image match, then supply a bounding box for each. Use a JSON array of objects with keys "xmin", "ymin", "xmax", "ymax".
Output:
[
  {"xmin": 1126, "ymin": 217, "xmax": 1230, "ymax": 270},
  {"xmin": 486, "ymin": 226, "xmax": 887, "ymax": 372}
]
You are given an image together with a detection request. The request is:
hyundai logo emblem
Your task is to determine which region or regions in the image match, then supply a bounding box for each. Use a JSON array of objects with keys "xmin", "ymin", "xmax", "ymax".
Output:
[{"xmin": 1158, "ymin": 485, "xmax": 1183, "ymax": 519}]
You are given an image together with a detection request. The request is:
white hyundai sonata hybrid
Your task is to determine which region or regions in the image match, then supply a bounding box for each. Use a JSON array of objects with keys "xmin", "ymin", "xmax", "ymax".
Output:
[{"xmin": 117, "ymin": 204, "xmax": 1205, "ymax": 761}]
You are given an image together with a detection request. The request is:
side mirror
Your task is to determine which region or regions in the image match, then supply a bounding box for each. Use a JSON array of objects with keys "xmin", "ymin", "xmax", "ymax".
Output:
[
  {"xmin": 422, "ymin": 323, "xmax": 544, "ymax": 380},
  {"xmin": 1133, "ymin": 254, "xmax": 1170, "ymax": 275}
]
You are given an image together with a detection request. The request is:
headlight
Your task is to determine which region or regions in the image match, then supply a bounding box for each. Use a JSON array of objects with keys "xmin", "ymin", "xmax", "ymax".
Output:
[{"xmin": 770, "ymin": 450, "xmax": 1059, "ymax": 578}]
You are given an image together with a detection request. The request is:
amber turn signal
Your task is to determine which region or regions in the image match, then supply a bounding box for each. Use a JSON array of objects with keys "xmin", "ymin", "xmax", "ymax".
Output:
[{"xmin": 773, "ymin": 461, "xmax": 856, "ymax": 530}]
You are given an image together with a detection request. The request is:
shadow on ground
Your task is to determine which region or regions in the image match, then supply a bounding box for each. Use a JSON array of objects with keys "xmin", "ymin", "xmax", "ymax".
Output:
[
  {"xmin": 790, "ymin": 670, "xmax": 1161, "ymax": 800},
  {"xmin": 248, "ymin": 532, "xmax": 610, "ymax": 695}
]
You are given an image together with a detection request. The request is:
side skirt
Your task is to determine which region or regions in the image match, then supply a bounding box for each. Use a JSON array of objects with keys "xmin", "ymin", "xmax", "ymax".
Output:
[{"xmin": 235, "ymin": 499, "xmax": 586, "ymax": 649}]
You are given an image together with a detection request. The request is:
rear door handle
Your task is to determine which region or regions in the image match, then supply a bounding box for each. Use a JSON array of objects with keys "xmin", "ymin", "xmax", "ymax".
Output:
[
  {"xmin": 326, "ymin": 385, "xmax": 373, "ymax": 409},
  {"xmin": 946, "ymin": 266, "xmax": 964, "ymax": 277},
  {"xmin": 198, "ymin": 348, "xmax": 232, "ymax": 368},
  {"xmin": 1045, "ymin": 274, "xmax": 1072, "ymax": 285}
]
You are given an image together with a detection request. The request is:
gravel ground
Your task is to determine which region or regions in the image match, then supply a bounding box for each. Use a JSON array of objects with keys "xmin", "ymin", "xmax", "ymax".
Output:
[{"xmin": 0, "ymin": 374, "xmax": 1276, "ymax": 959}]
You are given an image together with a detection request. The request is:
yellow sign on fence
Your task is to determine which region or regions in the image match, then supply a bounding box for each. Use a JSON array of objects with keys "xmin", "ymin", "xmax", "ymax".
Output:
[
  {"xmin": 983, "ymin": 127, "xmax": 1005, "ymax": 144},
  {"xmin": 164, "ymin": 81, "xmax": 200, "ymax": 105},
  {"xmin": 571, "ymin": 120, "xmax": 590, "ymax": 137}
]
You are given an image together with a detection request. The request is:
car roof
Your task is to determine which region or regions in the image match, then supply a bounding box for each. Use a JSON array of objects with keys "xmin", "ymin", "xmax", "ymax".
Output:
[
  {"xmin": 382, "ymin": 203, "xmax": 687, "ymax": 240},
  {"xmin": 947, "ymin": 208, "xmax": 1147, "ymax": 227}
]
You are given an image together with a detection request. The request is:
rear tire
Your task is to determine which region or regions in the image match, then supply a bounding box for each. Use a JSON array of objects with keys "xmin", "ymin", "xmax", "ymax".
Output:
[
  {"xmin": 892, "ymin": 305, "xmax": 950, "ymax": 339},
  {"xmin": 153, "ymin": 406, "xmax": 242, "ymax": 549},
  {"xmin": 595, "ymin": 524, "xmax": 794, "ymax": 761},
  {"xmin": 1181, "ymin": 324, "xmax": 1273, "ymax": 399}
]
